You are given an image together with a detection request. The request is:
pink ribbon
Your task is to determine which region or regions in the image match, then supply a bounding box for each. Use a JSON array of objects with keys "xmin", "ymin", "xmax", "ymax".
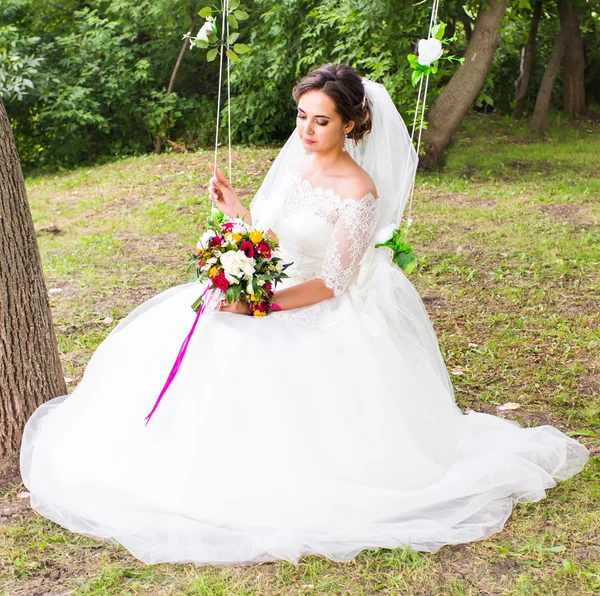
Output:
[{"xmin": 144, "ymin": 286, "xmax": 211, "ymax": 425}]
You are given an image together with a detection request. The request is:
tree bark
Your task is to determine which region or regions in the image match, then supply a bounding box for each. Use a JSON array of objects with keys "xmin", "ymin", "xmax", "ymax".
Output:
[
  {"xmin": 531, "ymin": 27, "xmax": 567, "ymax": 132},
  {"xmin": 420, "ymin": 0, "xmax": 508, "ymax": 168},
  {"xmin": 558, "ymin": 0, "xmax": 586, "ymax": 116},
  {"xmin": 155, "ymin": 13, "xmax": 198, "ymax": 154},
  {"xmin": 513, "ymin": 0, "xmax": 542, "ymax": 119},
  {"xmin": 0, "ymin": 99, "xmax": 67, "ymax": 460}
]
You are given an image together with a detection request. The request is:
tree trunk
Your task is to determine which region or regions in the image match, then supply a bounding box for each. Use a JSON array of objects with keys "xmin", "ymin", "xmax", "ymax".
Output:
[
  {"xmin": 531, "ymin": 28, "xmax": 567, "ymax": 132},
  {"xmin": 513, "ymin": 0, "xmax": 542, "ymax": 119},
  {"xmin": 0, "ymin": 99, "xmax": 67, "ymax": 460},
  {"xmin": 558, "ymin": 0, "xmax": 586, "ymax": 116},
  {"xmin": 420, "ymin": 0, "xmax": 508, "ymax": 168},
  {"xmin": 155, "ymin": 13, "xmax": 198, "ymax": 154}
]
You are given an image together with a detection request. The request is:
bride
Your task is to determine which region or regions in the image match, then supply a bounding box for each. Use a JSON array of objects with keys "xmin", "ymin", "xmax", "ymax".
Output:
[{"xmin": 20, "ymin": 63, "xmax": 589, "ymax": 566}]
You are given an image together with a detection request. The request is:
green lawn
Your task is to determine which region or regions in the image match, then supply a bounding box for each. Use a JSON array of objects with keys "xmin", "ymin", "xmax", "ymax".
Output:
[{"xmin": 1, "ymin": 113, "xmax": 599, "ymax": 595}]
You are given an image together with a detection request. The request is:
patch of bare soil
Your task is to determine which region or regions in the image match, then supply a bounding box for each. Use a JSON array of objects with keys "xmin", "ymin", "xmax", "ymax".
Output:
[
  {"xmin": 0, "ymin": 454, "xmax": 22, "ymax": 494},
  {"xmin": 538, "ymin": 203, "xmax": 597, "ymax": 227},
  {"xmin": 418, "ymin": 188, "xmax": 497, "ymax": 208},
  {"xmin": 421, "ymin": 294, "xmax": 449, "ymax": 311},
  {"xmin": 580, "ymin": 371, "xmax": 600, "ymax": 397}
]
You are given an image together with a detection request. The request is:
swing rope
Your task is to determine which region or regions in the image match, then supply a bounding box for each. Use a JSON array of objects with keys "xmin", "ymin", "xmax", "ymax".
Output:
[
  {"xmin": 212, "ymin": 0, "xmax": 233, "ymax": 203},
  {"xmin": 397, "ymin": 0, "xmax": 440, "ymax": 233}
]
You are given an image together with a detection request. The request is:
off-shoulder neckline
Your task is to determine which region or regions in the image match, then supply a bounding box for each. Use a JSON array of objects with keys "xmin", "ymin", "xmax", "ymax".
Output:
[{"xmin": 290, "ymin": 171, "xmax": 378, "ymax": 204}]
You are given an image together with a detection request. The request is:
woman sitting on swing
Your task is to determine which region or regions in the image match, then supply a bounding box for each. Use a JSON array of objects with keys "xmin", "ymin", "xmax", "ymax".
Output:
[{"xmin": 20, "ymin": 63, "xmax": 589, "ymax": 566}]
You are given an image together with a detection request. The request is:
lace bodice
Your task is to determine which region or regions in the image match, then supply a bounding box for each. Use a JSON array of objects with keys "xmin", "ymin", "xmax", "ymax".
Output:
[{"xmin": 269, "ymin": 171, "xmax": 379, "ymax": 297}]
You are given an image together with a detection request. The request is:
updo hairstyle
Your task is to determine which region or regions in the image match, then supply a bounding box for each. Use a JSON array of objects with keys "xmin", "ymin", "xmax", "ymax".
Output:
[{"xmin": 291, "ymin": 63, "xmax": 372, "ymax": 145}]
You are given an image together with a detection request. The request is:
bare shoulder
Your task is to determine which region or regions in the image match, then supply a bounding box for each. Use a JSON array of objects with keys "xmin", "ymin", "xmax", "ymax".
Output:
[{"xmin": 341, "ymin": 170, "xmax": 378, "ymax": 201}]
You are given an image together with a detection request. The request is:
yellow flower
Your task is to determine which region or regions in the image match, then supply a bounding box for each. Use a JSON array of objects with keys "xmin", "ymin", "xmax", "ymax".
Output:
[
  {"xmin": 253, "ymin": 310, "xmax": 266, "ymax": 317},
  {"xmin": 209, "ymin": 266, "xmax": 219, "ymax": 277},
  {"xmin": 250, "ymin": 294, "xmax": 260, "ymax": 302},
  {"xmin": 249, "ymin": 230, "xmax": 263, "ymax": 244},
  {"xmin": 225, "ymin": 232, "xmax": 243, "ymax": 245}
]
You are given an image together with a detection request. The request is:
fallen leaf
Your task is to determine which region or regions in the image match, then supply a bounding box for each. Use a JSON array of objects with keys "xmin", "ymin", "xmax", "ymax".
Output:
[
  {"xmin": 102, "ymin": 316, "xmax": 114, "ymax": 325},
  {"xmin": 497, "ymin": 402, "xmax": 520, "ymax": 411}
]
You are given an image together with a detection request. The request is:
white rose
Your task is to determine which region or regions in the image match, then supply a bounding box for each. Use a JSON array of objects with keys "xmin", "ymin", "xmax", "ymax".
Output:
[
  {"xmin": 230, "ymin": 218, "xmax": 249, "ymax": 234},
  {"xmin": 198, "ymin": 229, "xmax": 216, "ymax": 249},
  {"xmin": 220, "ymin": 250, "xmax": 256, "ymax": 284},
  {"xmin": 375, "ymin": 224, "xmax": 397, "ymax": 245},
  {"xmin": 196, "ymin": 19, "xmax": 216, "ymax": 42},
  {"xmin": 417, "ymin": 38, "xmax": 443, "ymax": 66},
  {"xmin": 246, "ymin": 282, "xmax": 255, "ymax": 295}
]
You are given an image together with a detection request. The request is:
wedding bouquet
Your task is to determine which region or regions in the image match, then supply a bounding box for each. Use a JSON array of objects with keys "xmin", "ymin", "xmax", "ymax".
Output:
[{"xmin": 189, "ymin": 211, "xmax": 291, "ymax": 316}]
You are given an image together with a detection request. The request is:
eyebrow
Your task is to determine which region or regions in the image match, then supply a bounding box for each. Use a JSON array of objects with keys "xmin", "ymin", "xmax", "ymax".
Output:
[{"xmin": 297, "ymin": 107, "xmax": 331, "ymax": 119}]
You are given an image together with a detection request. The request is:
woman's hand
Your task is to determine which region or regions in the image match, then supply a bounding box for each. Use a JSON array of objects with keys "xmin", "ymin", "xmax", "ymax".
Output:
[
  {"xmin": 218, "ymin": 298, "xmax": 251, "ymax": 315},
  {"xmin": 208, "ymin": 164, "xmax": 247, "ymax": 221}
]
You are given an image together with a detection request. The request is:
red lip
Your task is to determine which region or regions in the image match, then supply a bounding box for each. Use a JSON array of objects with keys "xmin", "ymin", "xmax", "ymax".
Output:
[{"xmin": 303, "ymin": 137, "xmax": 315, "ymax": 144}]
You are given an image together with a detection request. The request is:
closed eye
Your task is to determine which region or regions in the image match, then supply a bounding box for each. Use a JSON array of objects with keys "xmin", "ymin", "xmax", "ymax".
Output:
[{"xmin": 297, "ymin": 114, "xmax": 328, "ymax": 126}]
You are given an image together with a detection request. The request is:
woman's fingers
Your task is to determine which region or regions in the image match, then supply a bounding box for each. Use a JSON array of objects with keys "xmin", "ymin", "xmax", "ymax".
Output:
[{"xmin": 209, "ymin": 163, "xmax": 231, "ymax": 187}]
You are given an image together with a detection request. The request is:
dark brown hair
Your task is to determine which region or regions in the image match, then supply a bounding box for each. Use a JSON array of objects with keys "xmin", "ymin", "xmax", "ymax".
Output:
[{"xmin": 292, "ymin": 63, "xmax": 372, "ymax": 145}]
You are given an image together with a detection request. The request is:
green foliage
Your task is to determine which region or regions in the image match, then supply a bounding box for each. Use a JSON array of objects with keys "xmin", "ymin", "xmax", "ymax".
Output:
[
  {"xmin": 226, "ymin": 0, "xmax": 467, "ymax": 144},
  {"xmin": 1, "ymin": 0, "xmax": 220, "ymax": 170},
  {"xmin": 375, "ymin": 223, "xmax": 418, "ymax": 274},
  {"xmin": 184, "ymin": 1, "xmax": 251, "ymax": 64}
]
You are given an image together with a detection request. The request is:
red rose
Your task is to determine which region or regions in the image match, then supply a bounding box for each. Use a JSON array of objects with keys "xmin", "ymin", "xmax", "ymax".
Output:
[
  {"xmin": 239, "ymin": 240, "xmax": 255, "ymax": 258},
  {"xmin": 257, "ymin": 301, "xmax": 269, "ymax": 312},
  {"xmin": 264, "ymin": 281, "xmax": 272, "ymax": 291},
  {"xmin": 211, "ymin": 271, "xmax": 229, "ymax": 291},
  {"xmin": 256, "ymin": 241, "xmax": 271, "ymax": 258},
  {"xmin": 209, "ymin": 235, "xmax": 222, "ymax": 248},
  {"xmin": 222, "ymin": 222, "xmax": 234, "ymax": 231}
]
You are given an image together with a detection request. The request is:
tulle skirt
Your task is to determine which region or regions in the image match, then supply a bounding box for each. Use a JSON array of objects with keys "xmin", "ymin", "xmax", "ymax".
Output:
[{"xmin": 20, "ymin": 264, "xmax": 589, "ymax": 565}]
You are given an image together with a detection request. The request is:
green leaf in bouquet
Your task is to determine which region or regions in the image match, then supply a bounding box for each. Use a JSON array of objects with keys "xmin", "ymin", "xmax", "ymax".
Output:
[
  {"xmin": 225, "ymin": 287, "xmax": 235, "ymax": 304},
  {"xmin": 232, "ymin": 284, "xmax": 242, "ymax": 302}
]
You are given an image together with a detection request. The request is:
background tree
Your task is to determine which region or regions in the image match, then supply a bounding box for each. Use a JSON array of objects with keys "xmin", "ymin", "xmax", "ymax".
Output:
[
  {"xmin": 531, "ymin": 13, "xmax": 566, "ymax": 131},
  {"xmin": 0, "ymin": 99, "xmax": 67, "ymax": 460},
  {"xmin": 420, "ymin": 0, "xmax": 509, "ymax": 167},
  {"xmin": 558, "ymin": 0, "xmax": 586, "ymax": 116},
  {"xmin": 513, "ymin": 0, "xmax": 543, "ymax": 119}
]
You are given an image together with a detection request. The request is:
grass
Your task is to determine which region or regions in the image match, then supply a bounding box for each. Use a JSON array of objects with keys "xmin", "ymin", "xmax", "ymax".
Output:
[{"xmin": 1, "ymin": 113, "xmax": 599, "ymax": 595}]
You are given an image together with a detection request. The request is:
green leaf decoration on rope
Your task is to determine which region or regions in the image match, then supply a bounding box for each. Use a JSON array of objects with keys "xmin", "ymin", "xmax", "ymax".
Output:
[
  {"xmin": 375, "ymin": 224, "xmax": 418, "ymax": 275},
  {"xmin": 183, "ymin": 2, "xmax": 252, "ymax": 63},
  {"xmin": 407, "ymin": 21, "xmax": 464, "ymax": 87}
]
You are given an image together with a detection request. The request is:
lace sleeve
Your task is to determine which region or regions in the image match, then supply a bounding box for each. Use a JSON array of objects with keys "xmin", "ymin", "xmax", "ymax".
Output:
[{"xmin": 319, "ymin": 194, "xmax": 379, "ymax": 296}]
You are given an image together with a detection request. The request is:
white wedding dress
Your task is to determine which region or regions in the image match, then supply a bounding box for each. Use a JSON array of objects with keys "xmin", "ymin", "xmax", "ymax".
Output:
[{"xmin": 20, "ymin": 168, "xmax": 589, "ymax": 566}]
